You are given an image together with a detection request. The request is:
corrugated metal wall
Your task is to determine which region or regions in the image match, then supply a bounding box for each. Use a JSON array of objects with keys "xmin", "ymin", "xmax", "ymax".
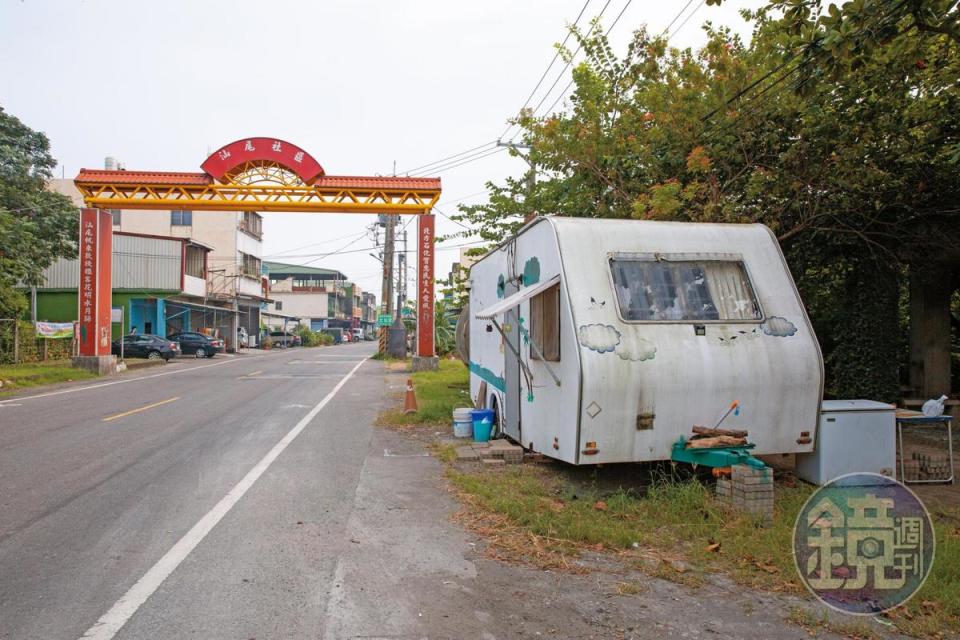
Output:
[{"xmin": 40, "ymin": 235, "xmax": 182, "ymax": 290}]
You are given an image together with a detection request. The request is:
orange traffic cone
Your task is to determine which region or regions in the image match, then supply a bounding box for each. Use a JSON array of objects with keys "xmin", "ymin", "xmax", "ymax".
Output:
[{"xmin": 403, "ymin": 378, "xmax": 418, "ymax": 414}]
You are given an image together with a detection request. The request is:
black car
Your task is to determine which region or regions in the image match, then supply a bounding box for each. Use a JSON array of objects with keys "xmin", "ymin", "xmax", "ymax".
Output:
[
  {"xmin": 167, "ymin": 332, "xmax": 225, "ymax": 358},
  {"xmin": 112, "ymin": 334, "xmax": 181, "ymax": 361}
]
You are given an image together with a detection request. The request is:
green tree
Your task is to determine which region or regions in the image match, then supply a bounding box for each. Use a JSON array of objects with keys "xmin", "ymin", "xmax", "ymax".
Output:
[
  {"xmin": 0, "ymin": 106, "xmax": 78, "ymax": 317},
  {"xmin": 454, "ymin": 5, "xmax": 960, "ymax": 399}
]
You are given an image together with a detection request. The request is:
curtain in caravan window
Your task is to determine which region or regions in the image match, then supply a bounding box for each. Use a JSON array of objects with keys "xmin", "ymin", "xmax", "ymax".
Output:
[
  {"xmin": 703, "ymin": 261, "xmax": 760, "ymax": 320},
  {"xmin": 610, "ymin": 259, "xmax": 760, "ymax": 321}
]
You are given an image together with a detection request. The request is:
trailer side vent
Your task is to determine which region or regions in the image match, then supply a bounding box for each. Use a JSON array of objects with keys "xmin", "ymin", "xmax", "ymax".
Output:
[{"xmin": 637, "ymin": 413, "xmax": 655, "ymax": 430}]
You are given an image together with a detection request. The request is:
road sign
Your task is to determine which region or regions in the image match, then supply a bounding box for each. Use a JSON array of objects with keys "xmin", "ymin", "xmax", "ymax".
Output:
[{"xmin": 377, "ymin": 314, "xmax": 393, "ymax": 327}]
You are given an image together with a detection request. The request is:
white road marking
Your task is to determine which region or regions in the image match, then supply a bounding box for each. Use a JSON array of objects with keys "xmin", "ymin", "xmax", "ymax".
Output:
[
  {"xmin": 0, "ymin": 403, "xmax": 22, "ymax": 408},
  {"xmin": 0, "ymin": 355, "xmax": 272, "ymax": 406},
  {"xmin": 78, "ymin": 357, "xmax": 367, "ymax": 640}
]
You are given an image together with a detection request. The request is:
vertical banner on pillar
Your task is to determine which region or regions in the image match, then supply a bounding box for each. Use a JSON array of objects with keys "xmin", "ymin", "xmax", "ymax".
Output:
[
  {"xmin": 417, "ymin": 213, "xmax": 435, "ymax": 357},
  {"xmin": 78, "ymin": 208, "xmax": 113, "ymax": 356}
]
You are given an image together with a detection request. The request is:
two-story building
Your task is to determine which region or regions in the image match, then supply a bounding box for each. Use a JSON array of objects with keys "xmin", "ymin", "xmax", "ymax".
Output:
[
  {"xmin": 51, "ymin": 167, "xmax": 268, "ymax": 350},
  {"xmin": 264, "ymin": 261, "xmax": 374, "ymax": 334},
  {"xmin": 31, "ymin": 231, "xmax": 216, "ymax": 338}
]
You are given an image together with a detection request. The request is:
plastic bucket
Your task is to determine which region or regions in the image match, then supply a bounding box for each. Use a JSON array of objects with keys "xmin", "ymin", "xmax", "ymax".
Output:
[
  {"xmin": 452, "ymin": 408, "xmax": 473, "ymax": 438},
  {"xmin": 471, "ymin": 409, "xmax": 495, "ymax": 442}
]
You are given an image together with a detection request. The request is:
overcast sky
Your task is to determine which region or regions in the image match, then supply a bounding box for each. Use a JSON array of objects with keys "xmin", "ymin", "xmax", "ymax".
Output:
[{"xmin": 1, "ymin": 0, "xmax": 761, "ymax": 297}]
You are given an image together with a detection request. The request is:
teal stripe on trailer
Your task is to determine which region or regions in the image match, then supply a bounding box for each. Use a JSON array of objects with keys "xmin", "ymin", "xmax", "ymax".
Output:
[{"xmin": 469, "ymin": 361, "xmax": 505, "ymax": 392}]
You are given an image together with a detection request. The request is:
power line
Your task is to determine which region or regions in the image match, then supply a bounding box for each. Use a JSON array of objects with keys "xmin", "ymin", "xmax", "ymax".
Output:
[
  {"xmin": 659, "ymin": 0, "xmax": 697, "ymax": 38},
  {"xmin": 262, "ymin": 230, "xmax": 369, "ymax": 259},
  {"xmin": 408, "ymin": 146, "xmax": 507, "ymax": 177},
  {"xmin": 396, "ymin": 140, "xmax": 497, "ymax": 176},
  {"xmin": 523, "ymin": 0, "xmax": 615, "ymax": 127},
  {"xmin": 699, "ymin": 0, "xmax": 910, "ymax": 139},
  {"xmin": 434, "ymin": 205, "xmax": 474, "ymax": 232},
  {"xmin": 264, "ymin": 239, "xmax": 486, "ymax": 261},
  {"xmin": 438, "ymin": 189, "xmax": 491, "ymax": 207},
  {"xmin": 499, "ymin": 0, "xmax": 594, "ymax": 141},
  {"xmin": 665, "ymin": 0, "xmax": 705, "ymax": 40},
  {"xmin": 539, "ymin": 0, "xmax": 653, "ymax": 118}
]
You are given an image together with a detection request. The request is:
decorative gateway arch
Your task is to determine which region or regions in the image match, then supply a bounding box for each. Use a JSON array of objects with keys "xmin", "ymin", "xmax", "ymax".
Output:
[{"xmin": 73, "ymin": 137, "xmax": 441, "ymax": 369}]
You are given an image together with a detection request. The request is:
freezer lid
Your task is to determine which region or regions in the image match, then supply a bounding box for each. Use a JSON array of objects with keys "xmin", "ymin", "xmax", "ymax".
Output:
[
  {"xmin": 475, "ymin": 274, "xmax": 561, "ymax": 319},
  {"xmin": 821, "ymin": 399, "xmax": 896, "ymax": 413}
]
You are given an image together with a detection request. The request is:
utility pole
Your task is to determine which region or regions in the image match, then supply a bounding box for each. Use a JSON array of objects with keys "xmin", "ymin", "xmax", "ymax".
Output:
[
  {"xmin": 497, "ymin": 141, "xmax": 536, "ymax": 222},
  {"xmin": 396, "ymin": 228, "xmax": 407, "ymax": 320},
  {"xmin": 378, "ymin": 212, "xmax": 395, "ymax": 353}
]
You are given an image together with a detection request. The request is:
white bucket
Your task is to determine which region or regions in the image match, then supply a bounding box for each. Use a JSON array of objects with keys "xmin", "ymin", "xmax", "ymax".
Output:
[{"xmin": 453, "ymin": 407, "xmax": 474, "ymax": 438}]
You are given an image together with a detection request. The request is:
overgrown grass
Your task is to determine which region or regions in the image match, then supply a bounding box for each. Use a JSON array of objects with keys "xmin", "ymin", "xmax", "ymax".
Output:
[
  {"xmin": 0, "ymin": 360, "xmax": 96, "ymax": 393},
  {"xmin": 378, "ymin": 358, "xmax": 470, "ymax": 426},
  {"xmin": 447, "ymin": 464, "xmax": 960, "ymax": 637}
]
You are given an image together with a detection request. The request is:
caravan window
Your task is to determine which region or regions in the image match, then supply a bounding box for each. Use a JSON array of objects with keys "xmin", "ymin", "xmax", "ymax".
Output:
[
  {"xmin": 530, "ymin": 283, "xmax": 560, "ymax": 361},
  {"xmin": 610, "ymin": 258, "xmax": 761, "ymax": 322}
]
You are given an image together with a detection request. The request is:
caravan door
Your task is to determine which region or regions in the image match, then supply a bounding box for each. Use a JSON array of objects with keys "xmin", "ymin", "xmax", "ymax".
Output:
[{"xmin": 502, "ymin": 281, "xmax": 522, "ymax": 441}]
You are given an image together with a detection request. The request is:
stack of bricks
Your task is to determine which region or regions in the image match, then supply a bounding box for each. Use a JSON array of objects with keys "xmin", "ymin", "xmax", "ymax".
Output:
[
  {"xmin": 715, "ymin": 464, "xmax": 774, "ymax": 521},
  {"xmin": 455, "ymin": 439, "xmax": 524, "ymax": 465}
]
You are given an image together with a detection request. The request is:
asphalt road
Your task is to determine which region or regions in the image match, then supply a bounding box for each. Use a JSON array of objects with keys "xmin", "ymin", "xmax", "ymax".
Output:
[
  {"xmin": 0, "ymin": 342, "xmax": 379, "ymax": 640},
  {"xmin": 0, "ymin": 344, "xmax": 844, "ymax": 640}
]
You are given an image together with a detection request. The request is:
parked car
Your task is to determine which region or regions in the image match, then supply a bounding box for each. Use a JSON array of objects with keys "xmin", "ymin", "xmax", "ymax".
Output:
[
  {"xmin": 352, "ymin": 328, "xmax": 364, "ymax": 342},
  {"xmin": 167, "ymin": 332, "xmax": 225, "ymax": 358},
  {"xmin": 112, "ymin": 334, "xmax": 180, "ymax": 361},
  {"xmin": 269, "ymin": 330, "xmax": 301, "ymax": 347}
]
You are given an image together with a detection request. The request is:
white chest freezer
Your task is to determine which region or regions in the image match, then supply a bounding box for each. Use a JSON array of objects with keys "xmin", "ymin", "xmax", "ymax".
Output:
[{"xmin": 795, "ymin": 400, "xmax": 896, "ymax": 485}]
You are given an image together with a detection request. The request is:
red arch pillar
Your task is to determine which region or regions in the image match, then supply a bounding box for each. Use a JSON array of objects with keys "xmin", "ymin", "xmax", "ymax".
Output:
[
  {"xmin": 414, "ymin": 212, "xmax": 438, "ymax": 369},
  {"xmin": 73, "ymin": 208, "xmax": 117, "ymax": 374}
]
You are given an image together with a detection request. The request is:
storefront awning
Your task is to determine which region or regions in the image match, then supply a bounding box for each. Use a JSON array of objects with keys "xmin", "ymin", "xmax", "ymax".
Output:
[{"xmin": 164, "ymin": 299, "xmax": 237, "ymax": 314}]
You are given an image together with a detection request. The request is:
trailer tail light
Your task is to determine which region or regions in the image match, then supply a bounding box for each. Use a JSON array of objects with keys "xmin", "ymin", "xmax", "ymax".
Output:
[{"xmin": 582, "ymin": 441, "xmax": 599, "ymax": 455}]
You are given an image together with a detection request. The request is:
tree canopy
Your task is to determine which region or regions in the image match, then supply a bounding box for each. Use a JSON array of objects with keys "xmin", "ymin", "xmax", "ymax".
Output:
[
  {"xmin": 0, "ymin": 106, "xmax": 77, "ymax": 317},
  {"xmin": 452, "ymin": 1, "xmax": 960, "ymax": 399}
]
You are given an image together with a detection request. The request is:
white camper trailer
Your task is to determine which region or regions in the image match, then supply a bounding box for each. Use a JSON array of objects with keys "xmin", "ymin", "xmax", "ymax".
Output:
[{"xmin": 467, "ymin": 217, "xmax": 824, "ymax": 465}]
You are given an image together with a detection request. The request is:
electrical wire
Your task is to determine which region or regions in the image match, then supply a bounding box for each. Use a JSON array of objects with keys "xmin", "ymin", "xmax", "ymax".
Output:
[
  {"xmin": 499, "ymin": 0, "xmax": 594, "ymax": 142},
  {"xmin": 522, "ymin": 0, "xmax": 615, "ymax": 128},
  {"xmin": 408, "ymin": 146, "xmax": 508, "ymax": 177},
  {"xmin": 262, "ymin": 229, "xmax": 369, "ymax": 258},
  {"xmin": 396, "ymin": 140, "xmax": 497, "ymax": 176},
  {"xmin": 537, "ymin": 0, "xmax": 648, "ymax": 118},
  {"xmin": 699, "ymin": 0, "xmax": 911, "ymax": 138},
  {"xmin": 665, "ymin": 0, "xmax": 705, "ymax": 40}
]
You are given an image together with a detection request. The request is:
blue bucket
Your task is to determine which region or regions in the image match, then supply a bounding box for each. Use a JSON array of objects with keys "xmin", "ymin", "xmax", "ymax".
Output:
[{"xmin": 471, "ymin": 409, "xmax": 495, "ymax": 442}]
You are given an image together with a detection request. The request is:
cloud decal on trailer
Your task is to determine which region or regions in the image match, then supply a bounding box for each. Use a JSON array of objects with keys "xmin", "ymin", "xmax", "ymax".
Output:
[
  {"xmin": 578, "ymin": 324, "xmax": 656, "ymax": 361},
  {"xmin": 616, "ymin": 334, "xmax": 657, "ymax": 361},
  {"xmin": 578, "ymin": 324, "xmax": 620, "ymax": 353},
  {"xmin": 761, "ymin": 316, "xmax": 797, "ymax": 337}
]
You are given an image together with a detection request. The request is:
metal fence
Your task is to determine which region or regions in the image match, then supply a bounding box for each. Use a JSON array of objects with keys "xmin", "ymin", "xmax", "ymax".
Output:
[{"xmin": 0, "ymin": 320, "xmax": 76, "ymax": 365}]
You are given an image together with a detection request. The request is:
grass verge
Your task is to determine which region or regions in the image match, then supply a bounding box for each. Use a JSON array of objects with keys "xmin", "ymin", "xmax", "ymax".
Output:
[
  {"xmin": 374, "ymin": 355, "xmax": 959, "ymax": 637},
  {"xmin": 447, "ymin": 463, "xmax": 960, "ymax": 638},
  {"xmin": 378, "ymin": 358, "xmax": 470, "ymax": 426},
  {"xmin": 0, "ymin": 360, "xmax": 96, "ymax": 394}
]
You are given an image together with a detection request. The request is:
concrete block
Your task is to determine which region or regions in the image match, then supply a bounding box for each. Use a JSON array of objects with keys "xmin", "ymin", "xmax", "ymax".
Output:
[
  {"xmin": 411, "ymin": 355, "xmax": 440, "ymax": 372},
  {"xmin": 482, "ymin": 458, "xmax": 506, "ymax": 466},
  {"xmin": 456, "ymin": 447, "xmax": 479, "ymax": 462},
  {"xmin": 72, "ymin": 355, "xmax": 117, "ymax": 376}
]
